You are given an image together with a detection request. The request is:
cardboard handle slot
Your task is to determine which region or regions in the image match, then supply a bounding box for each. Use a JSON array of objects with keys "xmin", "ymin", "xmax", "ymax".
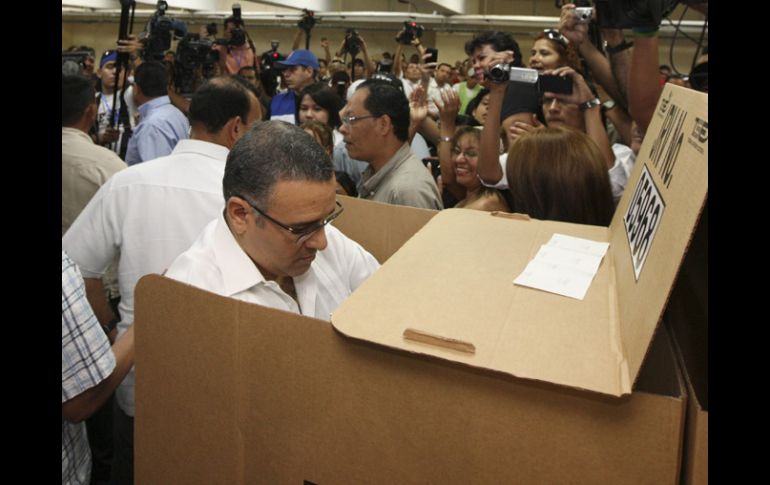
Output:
[
  {"xmin": 403, "ymin": 328, "xmax": 476, "ymax": 354},
  {"xmin": 491, "ymin": 211, "xmax": 531, "ymax": 221}
]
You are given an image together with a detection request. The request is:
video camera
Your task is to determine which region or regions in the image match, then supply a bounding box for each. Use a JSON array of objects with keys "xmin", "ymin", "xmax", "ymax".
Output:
[
  {"xmin": 173, "ymin": 33, "xmax": 220, "ymax": 94},
  {"xmin": 142, "ymin": 1, "xmax": 187, "ymax": 61},
  {"xmin": 298, "ymin": 9, "xmax": 316, "ymax": 32},
  {"xmin": 594, "ymin": 0, "xmax": 679, "ymax": 29},
  {"xmin": 62, "ymin": 51, "xmax": 93, "ymax": 76},
  {"xmin": 216, "ymin": 4, "xmax": 246, "ymax": 47},
  {"xmin": 341, "ymin": 29, "xmax": 362, "ymax": 58},
  {"xmin": 486, "ymin": 65, "xmax": 573, "ymax": 95},
  {"xmin": 260, "ymin": 40, "xmax": 284, "ymax": 97},
  {"xmin": 396, "ymin": 21, "xmax": 424, "ymax": 45}
]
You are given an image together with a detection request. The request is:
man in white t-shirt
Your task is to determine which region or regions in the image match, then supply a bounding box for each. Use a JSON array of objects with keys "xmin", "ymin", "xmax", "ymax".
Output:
[{"xmin": 166, "ymin": 120, "xmax": 380, "ymax": 319}]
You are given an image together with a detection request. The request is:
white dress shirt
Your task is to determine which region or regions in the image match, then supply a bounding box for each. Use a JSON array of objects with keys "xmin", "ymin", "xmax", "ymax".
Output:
[
  {"xmin": 62, "ymin": 139, "xmax": 230, "ymax": 416},
  {"xmin": 165, "ymin": 213, "xmax": 380, "ymax": 320}
]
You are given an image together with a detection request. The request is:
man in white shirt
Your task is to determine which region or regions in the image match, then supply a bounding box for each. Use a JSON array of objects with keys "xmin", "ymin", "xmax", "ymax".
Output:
[
  {"xmin": 166, "ymin": 120, "xmax": 380, "ymax": 320},
  {"xmin": 62, "ymin": 76, "xmax": 261, "ymax": 484}
]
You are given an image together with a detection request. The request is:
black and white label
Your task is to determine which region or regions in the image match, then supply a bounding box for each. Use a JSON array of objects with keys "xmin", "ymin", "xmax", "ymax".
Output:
[{"xmin": 624, "ymin": 166, "xmax": 666, "ymax": 281}]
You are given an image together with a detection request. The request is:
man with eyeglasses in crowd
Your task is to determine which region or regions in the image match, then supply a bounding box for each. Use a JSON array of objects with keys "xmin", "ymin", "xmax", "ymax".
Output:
[
  {"xmin": 339, "ymin": 80, "xmax": 443, "ymax": 210},
  {"xmin": 165, "ymin": 120, "xmax": 379, "ymax": 317},
  {"xmin": 63, "ymin": 76, "xmax": 262, "ymax": 484}
]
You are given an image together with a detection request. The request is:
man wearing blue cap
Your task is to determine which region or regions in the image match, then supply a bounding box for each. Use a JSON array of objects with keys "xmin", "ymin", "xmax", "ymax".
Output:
[
  {"xmin": 269, "ymin": 49, "xmax": 318, "ymax": 124},
  {"xmin": 95, "ymin": 50, "xmax": 133, "ymax": 157}
]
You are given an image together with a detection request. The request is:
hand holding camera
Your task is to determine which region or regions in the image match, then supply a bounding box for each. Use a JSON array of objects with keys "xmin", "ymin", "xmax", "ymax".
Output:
[
  {"xmin": 541, "ymin": 66, "xmax": 591, "ymax": 106},
  {"xmin": 559, "ymin": 3, "xmax": 590, "ymax": 46}
]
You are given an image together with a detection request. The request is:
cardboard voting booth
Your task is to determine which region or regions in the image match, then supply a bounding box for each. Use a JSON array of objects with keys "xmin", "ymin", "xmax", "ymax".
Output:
[{"xmin": 135, "ymin": 84, "xmax": 707, "ymax": 483}]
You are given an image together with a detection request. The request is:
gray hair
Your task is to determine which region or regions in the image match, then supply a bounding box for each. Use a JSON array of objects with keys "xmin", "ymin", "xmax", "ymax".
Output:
[{"xmin": 223, "ymin": 120, "xmax": 335, "ymax": 208}]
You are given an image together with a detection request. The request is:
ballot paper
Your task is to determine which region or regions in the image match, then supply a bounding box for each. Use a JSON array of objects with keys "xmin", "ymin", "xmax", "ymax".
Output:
[{"xmin": 513, "ymin": 234, "xmax": 610, "ymax": 300}]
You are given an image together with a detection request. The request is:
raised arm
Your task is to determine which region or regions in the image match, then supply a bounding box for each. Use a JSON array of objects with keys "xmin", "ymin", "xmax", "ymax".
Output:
[
  {"xmin": 627, "ymin": 29, "xmax": 662, "ymax": 133},
  {"xmin": 435, "ymin": 89, "xmax": 466, "ymax": 201},
  {"xmin": 547, "ymin": 66, "xmax": 615, "ymax": 169}
]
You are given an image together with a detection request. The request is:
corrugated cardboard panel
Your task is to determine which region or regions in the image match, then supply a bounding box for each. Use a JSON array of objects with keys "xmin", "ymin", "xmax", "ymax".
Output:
[
  {"xmin": 610, "ymin": 84, "xmax": 708, "ymax": 389},
  {"xmin": 332, "ymin": 208, "xmax": 624, "ymax": 395},
  {"xmin": 135, "ymin": 275, "xmax": 685, "ymax": 484},
  {"xmin": 666, "ymin": 208, "xmax": 708, "ymax": 485},
  {"xmin": 134, "ymin": 276, "xmax": 242, "ymax": 485},
  {"xmin": 331, "ymin": 195, "xmax": 437, "ymax": 263}
]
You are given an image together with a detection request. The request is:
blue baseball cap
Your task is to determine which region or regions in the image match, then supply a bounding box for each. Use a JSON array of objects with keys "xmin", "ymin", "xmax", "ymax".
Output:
[
  {"xmin": 275, "ymin": 49, "xmax": 319, "ymax": 70},
  {"xmin": 100, "ymin": 50, "xmax": 118, "ymax": 68}
]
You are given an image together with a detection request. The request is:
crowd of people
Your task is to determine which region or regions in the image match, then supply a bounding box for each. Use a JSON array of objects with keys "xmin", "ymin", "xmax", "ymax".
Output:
[{"xmin": 62, "ymin": 3, "xmax": 707, "ymax": 483}]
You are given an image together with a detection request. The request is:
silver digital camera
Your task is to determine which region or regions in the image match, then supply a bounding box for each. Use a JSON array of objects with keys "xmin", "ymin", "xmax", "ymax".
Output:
[
  {"xmin": 574, "ymin": 7, "xmax": 593, "ymax": 22},
  {"xmin": 486, "ymin": 65, "xmax": 573, "ymax": 94}
]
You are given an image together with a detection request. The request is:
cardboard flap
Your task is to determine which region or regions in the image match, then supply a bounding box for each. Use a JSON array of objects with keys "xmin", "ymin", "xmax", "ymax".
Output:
[
  {"xmin": 609, "ymin": 84, "xmax": 708, "ymax": 391},
  {"xmin": 332, "ymin": 195, "xmax": 438, "ymax": 264},
  {"xmin": 333, "ymin": 85, "xmax": 707, "ymax": 398},
  {"xmin": 332, "ymin": 208, "xmax": 624, "ymax": 395}
]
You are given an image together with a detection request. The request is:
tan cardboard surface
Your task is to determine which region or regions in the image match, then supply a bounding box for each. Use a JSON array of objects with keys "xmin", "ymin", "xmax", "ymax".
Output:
[
  {"xmin": 331, "ymin": 195, "xmax": 437, "ymax": 263},
  {"xmin": 611, "ymin": 84, "xmax": 708, "ymax": 389},
  {"xmin": 333, "ymin": 84, "xmax": 708, "ymax": 398},
  {"xmin": 332, "ymin": 209, "xmax": 622, "ymax": 395},
  {"xmin": 136, "ymin": 274, "xmax": 685, "ymax": 485}
]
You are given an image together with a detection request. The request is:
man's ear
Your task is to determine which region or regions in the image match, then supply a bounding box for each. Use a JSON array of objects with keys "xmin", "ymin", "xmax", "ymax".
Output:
[
  {"xmin": 84, "ymin": 102, "xmax": 98, "ymax": 125},
  {"xmin": 225, "ymin": 196, "xmax": 251, "ymax": 236},
  {"xmin": 377, "ymin": 114, "xmax": 393, "ymax": 137}
]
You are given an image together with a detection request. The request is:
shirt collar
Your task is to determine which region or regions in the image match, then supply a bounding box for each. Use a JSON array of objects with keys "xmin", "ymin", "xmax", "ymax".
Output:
[
  {"xmin": 138, "ymin": 95, "xmax": 171, "ymax": 117},
  {"xmin": 170, "ymin": 139, "xmax": 230, "ymax": 162},
  {"xmin": 360, "ymin": 142, "xmax": 411, "ymax": 197},
  {"xmin": 61, "ymin": 127, "xmax": 94, "ymax": 144},
  {"xmin": 212, "ymin": 212, "xmax": 269, "ymax": 296}
]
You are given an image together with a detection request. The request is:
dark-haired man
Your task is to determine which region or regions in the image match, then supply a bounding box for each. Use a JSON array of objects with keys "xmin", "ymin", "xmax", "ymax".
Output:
[
  {"xmin": 339, "ymin": 81, "xmax": 442, "ymax": 210},
  {"xmin": 63, "ymin": 76, "xmax": 261, "ymax": 484},
  {"xmin": 166, "ymin": 121, "xmax": 379, "ymax": 314},
  {"xmin": 124, "ymin": 61, "xmax": 190, "ymax": 166},
  {"xmin": 215, "ymin": 14, "xmax": 256, "ymax": 75}
]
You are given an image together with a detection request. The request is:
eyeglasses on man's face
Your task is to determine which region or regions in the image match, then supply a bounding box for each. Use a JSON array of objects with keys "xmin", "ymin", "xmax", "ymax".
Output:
[
  {"xmin": 340, "ymin": 114, "xmax": 379, "ymax": 126},
  {"xmin": 236, "ymin": 194, "xmax": 344, "ymax": 245}
]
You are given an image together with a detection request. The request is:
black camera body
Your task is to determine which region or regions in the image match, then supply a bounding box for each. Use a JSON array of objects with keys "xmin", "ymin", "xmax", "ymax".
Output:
[
  {"xmin": 487, "ymin": 64, "xmax": 573, "ymax": 95},
  {"xmin": 143, "ymin": 1, "xmax": 187, "ymax": 61},
  {"xmin": 62, "ymin": 51, "xmax": 92, "ymax": 76},
  {"xmin": 594, "ymin": 0, "xmax": 678, "ymax": 29},
  {"xmin": 298, "ymin": 9, "xmax": 316, "ymax": 32},
  {"xmin": 174, "ymin": 33, "xmax": 219, "ymax": 95},
  {"xmin": 342, "ymin": 29, "xmax": 362, "ymax": 57},
  {"xmin": 396, "ymin": 21, "xmax": 424, "ymax": 45}
]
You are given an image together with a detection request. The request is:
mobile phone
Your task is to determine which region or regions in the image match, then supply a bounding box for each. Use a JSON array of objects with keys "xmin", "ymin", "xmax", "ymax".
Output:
[
  {"xmin": 421, "ymin": 157, "xmax": 441, "ymax": 181},
  {"xmin": 425, "ymin": 48, "xmax": 438, "ymax": 64},
  {"xmin": 538, "ymin": 75, "xmax": 573, "ymax": 95}
]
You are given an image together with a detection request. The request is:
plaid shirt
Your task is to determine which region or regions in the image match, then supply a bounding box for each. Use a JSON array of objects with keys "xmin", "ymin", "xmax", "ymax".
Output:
[{"xmin": 62, "ymin": 250, "xmax": 115, "ymax": 484}]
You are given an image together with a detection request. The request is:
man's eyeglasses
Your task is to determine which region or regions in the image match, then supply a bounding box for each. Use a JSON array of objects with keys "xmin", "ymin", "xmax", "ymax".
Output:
[
  {"xmin": 542, "ymin": 29, "xmax": 569, "ymax": 48},
  {"xmin": 341, "ymin": 114, "xmax": 379, "ymax": 126},
  {"xmin": 237, "ymin": 195, "xmax": 344, "ymax": 245}
]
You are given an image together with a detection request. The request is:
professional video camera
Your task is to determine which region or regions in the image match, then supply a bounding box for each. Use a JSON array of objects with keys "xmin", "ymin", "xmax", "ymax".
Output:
[
  {"xmin": 173, "ymin": 33, "xmax": 220, "ymax": 94},
  {"xmin": 593, "ymin": 0, "xmax": 679, "ymax": 29},
  {"xmin": 142, "ymin": 1, "xmax": 187, "ymax": 61},
  {"xmin": 62, "ymin": 51, "xmax": 92, "ymax": 76},
  {"xmin": 216, "ymin": 4, "xmax": 246, "ymax": 47},
  {"xmin": 396, "ymin": 21, "xmax": 424, "ymax": 45},
  {"xmin": 260, "ymin": 40, "xmax": 284, "ymax": 97},
  {"xmin": 298, "ymin": 9, "xmax": 316, "ymax": 32},
  {"xmin": 341, "ymin": 29, "xmax": 362, "ymax": 57}
]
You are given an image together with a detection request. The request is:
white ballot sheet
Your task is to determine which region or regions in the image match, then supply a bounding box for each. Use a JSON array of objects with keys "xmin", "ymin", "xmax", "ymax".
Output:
[{"xmin": 513, "ymin": 234, "xmax": 609, "ymax": 300}]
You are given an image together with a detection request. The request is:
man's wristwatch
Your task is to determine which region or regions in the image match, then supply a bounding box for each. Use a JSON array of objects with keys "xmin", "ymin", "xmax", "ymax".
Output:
[
  {"xmin": 602, "ymin": 99, "xmax": 616, "ymax": 111},
  {"xmin": 579, "ymin": 97, "xmax": 602, "ymax": 111}
]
